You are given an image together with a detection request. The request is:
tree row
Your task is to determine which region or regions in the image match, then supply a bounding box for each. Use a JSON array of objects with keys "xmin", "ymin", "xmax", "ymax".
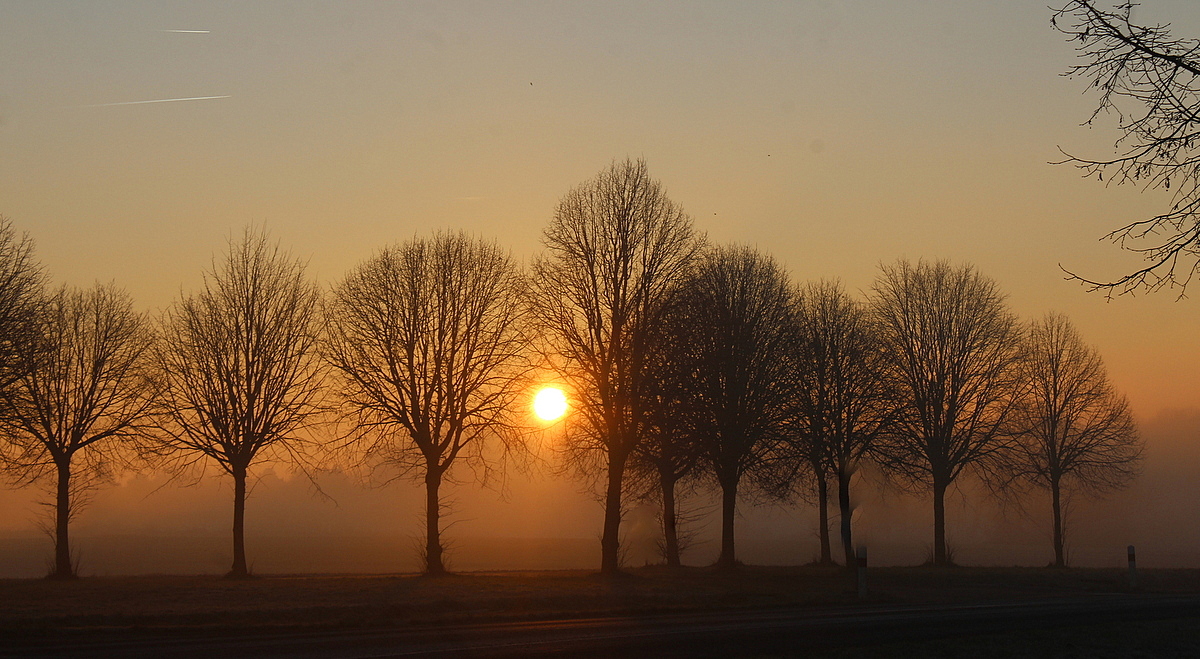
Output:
[{"xmin": 0, "ymin": 159, "xmax": 1141, "ymax": 579}]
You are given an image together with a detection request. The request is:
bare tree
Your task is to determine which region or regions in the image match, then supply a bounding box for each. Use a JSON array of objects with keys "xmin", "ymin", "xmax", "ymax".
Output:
[
  {"xmin": 632, "ymin": 432, "xmax": 700, "ymax": 568},
  {"xmin": 1054, "ymin": 1, "xmax": 1200, "ymax": 295},
  {"xmin": 151, "ymin": 229, "xmax": 324, "ymax": 579},
  {"xmin": 324, "ymin": 231, "xmax": 528, "ymax": 576},
  {"xmin": 0, "ymin": 216, "xmax": 44, "ymax": 389},
  {"xmin": 629, "ymin": 431, "xmax": 698, "ymax": 568},
  {"xmin": 531, "ymin": 158, "xmax": 702, "ymax": 575},
  {"xmin": 801, "ymin": 456, "xmax": 837, "ymax": 564},
  {"xmin": 0, "ymin": 284, "xmax": 153, "ymax": 579},
  {"xmin": 1007, "ymin": 312, "xmax": 1142, "ymax": 567},
  {"xmin": 628, "ymin": 294, "xmax": 704, "ymax": 568},
  {"xmin": 870, "ymin": 259, "xmax": 1023, "ymax": 566},
  {"xmin": 789, "ymin": 280, "xmax": 894, "ymax": 567},
  {"xmin": 668, "ymin": 245, "xmax": 797, "ymax": 570}
]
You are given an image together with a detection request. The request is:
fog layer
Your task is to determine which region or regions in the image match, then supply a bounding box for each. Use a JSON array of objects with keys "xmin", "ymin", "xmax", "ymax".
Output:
[{"xmin": 0, "ymin": 409, "xmax": 1192, "ymax": 577}]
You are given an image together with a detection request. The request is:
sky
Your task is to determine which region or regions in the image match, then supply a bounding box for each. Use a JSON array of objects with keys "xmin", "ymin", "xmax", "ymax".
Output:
[{"xmin": 0, "ymin": 1, "xmax": 1198, "ymax": 572}]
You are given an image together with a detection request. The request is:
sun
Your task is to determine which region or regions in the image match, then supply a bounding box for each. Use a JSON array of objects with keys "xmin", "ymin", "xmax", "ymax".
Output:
[{"xmin": 533, "ymin": 387, "xmax": 568, "ymax": 421}]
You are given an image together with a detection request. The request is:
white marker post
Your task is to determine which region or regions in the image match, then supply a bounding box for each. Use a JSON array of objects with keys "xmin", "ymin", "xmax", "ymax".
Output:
[
  {"xmin": 1127, "ymin": 545, "xmax": 1137, "ymax": 590},
  {"xmin": 856, "ymin": 546, "xmax": 868, "ymax": 598}
]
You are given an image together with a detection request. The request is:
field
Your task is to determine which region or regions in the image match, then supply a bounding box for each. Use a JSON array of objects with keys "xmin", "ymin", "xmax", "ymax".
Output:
[
  {"xmin": 789, "ymin": 616, "xmax": 1200, "ymax": 659},
  {"xmin": 2, "ymin": 565, "xmax": 1198, "ymax": 633}
]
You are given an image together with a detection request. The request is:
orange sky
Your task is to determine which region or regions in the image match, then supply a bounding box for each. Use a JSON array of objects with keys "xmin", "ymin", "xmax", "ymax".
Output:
[
  {"xmin": 0, "ymin": 1, "xmax": 1197, "ymax": 570},
  {"xmin": 4, "ymin": 2, "xmax": 1193, "ymax": 418}
]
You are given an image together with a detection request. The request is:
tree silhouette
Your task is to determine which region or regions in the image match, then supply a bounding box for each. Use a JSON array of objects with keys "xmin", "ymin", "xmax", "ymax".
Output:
[
  {"xmin": 789, "ymin": 280, "xmax": 894, "ymax": 567},
  {"xmin": 871, "ymin": 259, "xmax": 1023, "ymax": 566},
  {"xmin": 668, "ymin": 245, "xmax": 797, "ymax": 570},
  {"xmin": 1007, "ymin": 312, "xmax": 1142, "ymax": 567},
  {"xmin": 1054, "ymin": 1, "xmax": 1200, "ymax": 295},
  {"xmin": 531, "ymin": 158, "xmax": 702, "ymax": 575},
  {"xmin": 628, "ymin": 287, "xmax": 704, "ymax": 568},
  {"xmin": 151, "ymin": 229, "xmax": 324, "ymax": 579},
  {"xmin": 324, "ymin": 231, "xmax": 528, "ymax": 576},
  {"xmin": 0, "ymin": 217, "xmax": 44, "ymax": 391},
  {"xmin": 0, "ymin": 284, "xmax": 153, "ymax": 579}
]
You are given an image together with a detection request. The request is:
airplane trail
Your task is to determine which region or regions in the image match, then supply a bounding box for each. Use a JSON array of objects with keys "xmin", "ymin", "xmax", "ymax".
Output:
[
  {"xmin": 161, "ymin": 29, "xmax": 210, "ymax": 33},
  {"xmin": 83, "ymin": 95, "xmax": 231, "ymax": 107}
]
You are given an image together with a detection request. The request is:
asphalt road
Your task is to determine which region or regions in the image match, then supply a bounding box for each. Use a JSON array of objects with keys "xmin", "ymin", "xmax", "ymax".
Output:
[{"xmin": 6, "ymin": 594, "xmax": 1200, "ymax": 658}]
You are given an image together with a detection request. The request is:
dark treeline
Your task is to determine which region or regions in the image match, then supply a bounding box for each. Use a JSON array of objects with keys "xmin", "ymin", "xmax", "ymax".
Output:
[{"xmin": 0, "ymin": 159, "xmax": 1144, "ymax": 579}]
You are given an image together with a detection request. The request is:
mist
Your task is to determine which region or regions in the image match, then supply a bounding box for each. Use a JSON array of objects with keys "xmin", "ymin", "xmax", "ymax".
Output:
[{"xmin": 0, "ymin": 407, "xmax": 1190, "ymax": 578}]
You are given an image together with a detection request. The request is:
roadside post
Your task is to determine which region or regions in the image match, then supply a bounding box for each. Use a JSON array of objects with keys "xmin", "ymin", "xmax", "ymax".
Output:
[
  {"xmin": 856, "ymin": 546, "xmax": 868, "ymax": 599},
  {"xmin": 1127, "ymin": 545, "xmax": 1138, "ymax": 590}
]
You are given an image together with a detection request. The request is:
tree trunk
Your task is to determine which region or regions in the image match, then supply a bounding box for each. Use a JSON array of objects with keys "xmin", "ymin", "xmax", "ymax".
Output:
[
  {"xmin": 660, "ymin": 470, "xmax": 681, "ymax": 567},
  {"xmin": 1052, "ymin": 478, "xmax": 1065, "ymax": 568},
  {"xmin": 228, "ymin": 465, "xmax": 249, "ymax": 578},
  {"xmin": 838, "ymin": 468, "xmax": 854, "ymax": 568},
  {"xmin": 716, "ymin": 475, "xmax": 738, "ymax": 569},
  {"xmin": 425, "ymin": 468, "xmax": 446, "ymax": 575},
  {"xmin": 932, "ymin": 477, "xmax": 948, "ymax": 567},
  {"xmin": 51, "ymin": 460, "xmax": 75, "ymax": 579},
  {"xmin": 599, "ymin": 451, "xmax": 626, "ymax": 575},
  {"xmin": 816, "ymin": 470, "xmax": 832, "ymax": 565}
]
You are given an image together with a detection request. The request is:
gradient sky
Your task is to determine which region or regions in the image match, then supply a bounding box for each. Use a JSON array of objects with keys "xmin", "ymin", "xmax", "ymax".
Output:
[{"xmin": 1, "ymin": 3, "xmax": 1197, "ymax": 447}]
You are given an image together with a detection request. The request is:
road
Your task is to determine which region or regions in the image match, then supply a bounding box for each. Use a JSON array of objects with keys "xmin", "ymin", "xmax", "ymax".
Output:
[{"xmin": 6, "ymin": 594, "xmax": 1200, "ymax": 658}]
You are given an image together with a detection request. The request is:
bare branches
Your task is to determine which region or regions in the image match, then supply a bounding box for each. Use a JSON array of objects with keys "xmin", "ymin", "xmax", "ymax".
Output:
[
  {"xmin": 0, "ymin": 283, "xmax": 153, "ymax": 578},
  {"xmin": 789, "ymin": 280, "xmax": 893, "ymax": 479},
  {"xmin": 326, "ymin": 232, "xmax": 528, "ymax": 478},
  {"xmin": 664, "ymin": 245, "xmax": 798, "ymax": 569},
  {"xmin": 788, "ymin": 280, "xmax": 893, "ymax": 566},
  {"xmin": 1011, "ymin": 313, "xmax": 1142, "ymax": 492},
  {"xmin": 324, "ymin": 231, "xmax": 529, "ymax": 575},
  {"xmin": 870, "ymin": 259, "xmax": 1024, "ymax": 566},
  {"xmin": 1054, "ymin": 1, "xmax": 1200, "ymax": 296},
  {"xmin": 530, "ymin": 158, "xmax": 703, "ymax": 575},
  {"xmin": 0, "ymin": 216, "xmax": 44, "ymax": 392},
  {"xmin": 152, "ymin": 230, "xmax": 324, "ymax": 473},
  {"xmin": 628, "ymin": 294, "xmax": 705, "ymax": 567},
  {"xmin": 150, "ymin": 228, "xmax": 324, "ymax": 578},
  {"xmin": 1007, "ymin": 312, "xmax": 1142, "ymax": 565},
  {"xmin": 0, "ymin": 284, "xmax": 154, "ymax": 481}
]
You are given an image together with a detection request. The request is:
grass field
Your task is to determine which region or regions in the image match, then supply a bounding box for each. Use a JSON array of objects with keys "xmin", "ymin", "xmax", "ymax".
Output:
[{"xmin": 1, "ymin": 565, "xmax": 1197, "ymax": 633}]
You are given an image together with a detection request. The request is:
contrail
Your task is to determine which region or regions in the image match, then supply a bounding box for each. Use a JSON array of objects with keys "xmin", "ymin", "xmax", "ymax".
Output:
[
  {"xmin": 162, "ymin": 29, "xmax": 210, "ymax": 33},
  {"xmin": 83, "ymin": 95, "xmax": 230, "ymax": 107}
]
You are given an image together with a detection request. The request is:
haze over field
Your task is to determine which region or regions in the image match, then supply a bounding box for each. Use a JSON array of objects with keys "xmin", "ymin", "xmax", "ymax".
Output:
[{"xmin": 0, "ymin": 1, "xmax": 1197, "ymax": 576}]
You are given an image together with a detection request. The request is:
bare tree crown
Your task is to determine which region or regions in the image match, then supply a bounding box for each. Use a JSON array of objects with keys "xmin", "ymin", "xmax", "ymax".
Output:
[
  {"xmin": 0, "ymin": 284, "xmax": 153, "ymax": 482},
  {"xmin": 0, "ymin": 217, "xmax": 44, "ymax": 390},
  {"xmin": 675, "ymin": 245, "xmax": 797, "ymax": 480},
  {"xmin": 325, "ymin": 231, "xmax": 529, "ymax": 482},
  {"xmin": 1011, "ymin": 312, "xmax": 1142, "ymax": 493},
  {"xmin": 871, "ymin": 259, "xmax": 1024, "ymax": 485},
  {"xmin": 1055, "ymin": 1, "xmax": 1200, "ymax": 295},
  {"xmin": 152, "ymin": 229, "xmax": 324, "ymax": 476},
  {"xmin": 789, "ymin": 279, "xmax": 892, "ymax": 475},
  {"xmin": 532, "ymin": 158, "xmax": 702, "ymax": 467}
]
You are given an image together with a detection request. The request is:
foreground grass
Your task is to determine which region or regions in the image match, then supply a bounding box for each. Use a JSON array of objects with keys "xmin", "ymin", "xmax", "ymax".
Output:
[{"xmin": 0, "ymin": 565, "xmax": 1196, "ymax": 633}]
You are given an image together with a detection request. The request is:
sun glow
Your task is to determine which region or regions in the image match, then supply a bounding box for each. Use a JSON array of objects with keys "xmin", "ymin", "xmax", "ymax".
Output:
[{"xmin": 533, "ymin": 387, "xmax": 568, "ymax": 421}]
